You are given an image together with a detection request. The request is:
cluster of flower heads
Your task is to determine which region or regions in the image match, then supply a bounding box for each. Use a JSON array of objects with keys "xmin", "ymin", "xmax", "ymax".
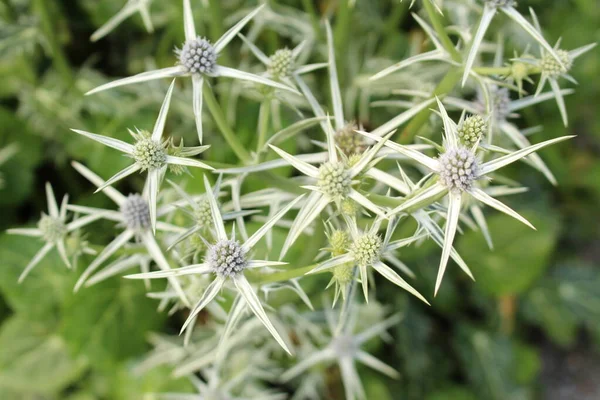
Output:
[{"xmin": 8, "ymin": 1, "xmax": 595, "ymax": 399}]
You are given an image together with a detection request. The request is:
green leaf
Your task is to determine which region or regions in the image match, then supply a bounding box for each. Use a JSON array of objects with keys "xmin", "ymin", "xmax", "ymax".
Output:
[
  {"xmin": 426, "ymin": 386, "xmax": 478, "ymax": 400},
  {"xmin": 0, "ymin": 233, "xmax": 76, "ymax": 321},
  {"xmin": 456, "ymin": 210, "xmax": 560, "ymax": 296},
  {"xmin": 0, "ymin": 316, "xmax": 87, "ymax": 395},
  {"xmin": 60, "ymin": 277, "xmax": 166, "ymax": 366},
  {"xmin": 523, "ymin": 262, "xmax": 600, "ymax": 347}
]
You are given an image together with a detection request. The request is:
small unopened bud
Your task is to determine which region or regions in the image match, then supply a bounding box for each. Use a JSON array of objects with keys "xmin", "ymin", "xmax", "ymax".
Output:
[
  {"xmin": 329, "ymin": 230, "xmax": 350, "ymax": 256},
  {"xmin": 194, "ymin": 198, "xmax": 212, "ymax": 230},
  {"xmin": 457, "ymin": 115, "xmax": 486, "ymax": 146},
  {"xmin": 318, "ymin": 161, "xmax": 352, "ymax": 198},
  {"xmin": 351, "ymin": 233, "xmax": 382, "ymax": 266},
  {"xmin": 268, "ymin": 48, "xmax": 294, "ymax": 79},
  {"xmin": 133, "ymin": 131, "xmax": 167, "ymax": 171},
  {"xmin": 335, "ymin": 122, "xmax": 367, "ymax": 156},
  {"xmin": 541, "ymin": 49, "xmax": 572, "ymax": 78}
]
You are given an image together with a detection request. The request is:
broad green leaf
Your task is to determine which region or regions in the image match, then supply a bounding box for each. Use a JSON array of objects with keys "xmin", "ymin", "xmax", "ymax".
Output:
[
  {"xmin": 523, "ymin": 263, "xmax": 600, "ymax": 347},
  {"xmin": 0, "ymin": 316, "xmax": 87, "ymax": 395},
  {"xmin": 0, "ymin": 233, "xmax": 76, "ymax": 320},
  {"xmin": 456, "ymin": 210, "xmax": 559, "ymax": 296},
  {"xmin": 60, "ymin": 276, "xmax": 166, "ymax": 366}
]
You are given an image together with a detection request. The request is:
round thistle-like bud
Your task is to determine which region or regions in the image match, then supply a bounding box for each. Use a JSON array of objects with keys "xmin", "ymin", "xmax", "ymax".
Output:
[
  {"xmin": 437, "ymin": 147, "xmax": 479, "ymax": 193},
  {"xmin": 335, "ymin": 122, "xmax": 367, "ymax": 156},
  {"xmin": 540, "ymin": 49, "xmax": 572, "ymax": 78},
  {"xmin": 332, "ymin": 263, "xmax": 354, "ymax": 285},
  {"xmin": 133, "ymin": 132, "xmax": 167, "ymax": 170},
  {"xmin": 485, "ymin": 0, "xmax": 516, "ymax": 7},
  {"xmin": 317, "ymin": 161, "xmax": 352, "ymax": 198},
  {"xmin": 268, "ymin": 48, "xmax": 294, "ymax": 79},
  {"xmin": 38, "ymin": 214, "xmax": 67, "ymax": 243},
  {"xmin": 341, "ymin": 198, "xmax": 359, "ymax": 216},
  {"xmin": 329, "ymin": 230, "xmax": 350, "ymax": 256},
  {"xmin": 194, "ymin": 198, "xmax": 213, "ymax": 229},
  {"xmin": 351, "ymin": 233, "xmax": 382, "ymax": 266},
  {"xmin": 121, "ymin": 194, "xmax": 151, "ymax": 231},
  {"xmin": 477, "ymin": 86, "xmax": 511, "ymax": 121},
  {"xmin": 207, "ymin": 239, "xmax": 248, "ymax": 277},
  {"xmin": 177, "ymin": 37, "xmax": 217, "ymax": 75},
  {"xmin": 457, "ymin": 115, "xmax": 487, "ymax": 146}
]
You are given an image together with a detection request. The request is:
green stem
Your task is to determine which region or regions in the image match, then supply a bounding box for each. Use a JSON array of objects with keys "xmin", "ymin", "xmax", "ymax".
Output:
[
  {"xmin": 473, "ymin": 66, "xmax": 541, "ymax": 76},
  {"xmin": 203, "ymin": 83, "xmax": 252, "ymax": 163},
  {"xmin": 422, "ymin": 0, "xmax": 461, "ymax": 62},
  {"xmin": 334, "ymin": 0, "xmax": 351, "ymax": 82},
  {"xmin": 398, "ymin": 67, "xmax": 462, "ymax": 143},
  {"xmin": 256, "ymin": 100, "xmax": 271, "ymax": 155},
  {"xmin": 33, "ymin": 0, "xmax": 73, "ymax": 84}
]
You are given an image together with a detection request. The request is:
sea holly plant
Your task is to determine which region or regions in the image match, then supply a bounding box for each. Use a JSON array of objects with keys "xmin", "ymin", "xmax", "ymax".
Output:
[
  {"xmin": 72, "ymin": 80, "xmax": 212, "ymax": 232},
  {"xmin": 7, "ymin": 183, "xmax": 102, "ymax": 282},
  {"xmin": 5, "ymin": 0, "xmax": 594, "ymax": 398},
  {"xmin": 125, "ymin": 175, "xmax": 303, "ymax": 354},
  {"xmin": 356, "ymin": 99, "xmax": 573, "ymax": 294},
  {"xmin": 85, "ymin": 2, "xmax": 299, "ymax": 143}
]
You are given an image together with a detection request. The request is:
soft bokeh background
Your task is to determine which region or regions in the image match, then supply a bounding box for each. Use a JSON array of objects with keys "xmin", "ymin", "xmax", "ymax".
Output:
[{"xmin": 0, "ymin": 0, "xmax": 598, "ymax": 399}]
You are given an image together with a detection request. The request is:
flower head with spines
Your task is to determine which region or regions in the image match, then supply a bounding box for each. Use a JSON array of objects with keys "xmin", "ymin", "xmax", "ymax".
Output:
[
  {"xmin": 355, "ymin": 98, "xmax": 574, "ymax": 295},
  {"xmin": 126, "ymin": 175, "xmax": 303, "ymax": 355},
  {"xmin": 310, "ymin": 216, "xmax": 428, "ymax": 304},
  {"xmin": 85, "ymin": 3, "xmax": 299, "ymax": 144},
  {"xmin": 177, "ymin": 36, "xmax": 217, "ymax": 75},
  {"xmin": 282, "ymin": 301, "xmax": 403, "ymax": 400},
  {"xmin": 7, "ymin": 183, "xmax": 104, "ymax": 283},
  {"xmin": 72, "ymin": 80, "xmax": 212, "ymax": 233},
  {"xmin": 67, "ymin": 162, "xmax": 190, "ymax": 304},
  {"xmin": 517, "ymin": 8, "xmax": 597, "ymax": 127}
]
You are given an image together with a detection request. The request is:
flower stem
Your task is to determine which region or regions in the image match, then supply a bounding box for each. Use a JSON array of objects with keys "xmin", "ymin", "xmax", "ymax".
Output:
[
  {"xmin": 202, "ymin": 83, "xmax": 252, "ymax": 163},
  {"xmin": 256, "ymin": 100, "xmax": 271, "ymax": 155},
  {"xmin": 422, "ymin": 0, "xmax": 461, "ymax": 62}
]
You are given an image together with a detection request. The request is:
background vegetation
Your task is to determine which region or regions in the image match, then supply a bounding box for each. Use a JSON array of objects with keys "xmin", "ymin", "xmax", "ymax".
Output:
[{"xmin": 0, "ymin": 0, "xmax": 598, "ymax": 399}]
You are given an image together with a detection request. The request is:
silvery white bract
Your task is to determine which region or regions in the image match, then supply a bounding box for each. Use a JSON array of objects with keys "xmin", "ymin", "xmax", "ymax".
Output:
[{"xmin": 90, "ymin": 0, "xmax": 155, "ymax": 42}]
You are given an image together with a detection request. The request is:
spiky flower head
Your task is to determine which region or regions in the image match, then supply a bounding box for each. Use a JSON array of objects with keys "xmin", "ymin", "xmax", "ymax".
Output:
[
  {"xmin": 268, "ymin": 48, "xmax": 294, "ymax": 79},
  {"xmin": 38, "ymin": 214, "xmax": 67, "ymax": 243},
  {"xmin": 485, "ymin": 0, "xmax": 516, "ymax": 7},
  {"xmin": 341, "ymin": 198, "xmax": 359, "ymax": 216},
  {"xmin": 177, "ymin": 37, "xmax": 217, "ymax": 75},
  {"xmin": 121, "ymin": 194, "xmax": 151, "ymax": 231},
  {"xmin": 478, "ymin": 86, "xmax": 511, "ymax": 121},
  {"xmin": 541, "ymin": 49, "xmax": 572, "ymax": 78},
  {"xmin": 132, "ymin": 130, "xmax": 167, "ymax": 170},
  {"xmin": 457, "ymin": 115, "xmax": 487, "ymax": 146},
  {"xmin": 194, "ymin": 198, "xmax": 213, "ymax": 229},
  {"xmin": 318, "ymin": 161, "xmax": 352, "ymax": 198},
  {"xmin": 437, "ymin": 147, "xmax": 479, "ymax": 193},
  {"xmin": 207, "ymin": 239, "xmax": 248, "ymax": 277},
  {"xmin": 335, "ymin": 122, "xmax": 367, "ymax": 156},
  {"xmin": 351, "ymin": 233, "xmax": 382, "ymax": 266}
]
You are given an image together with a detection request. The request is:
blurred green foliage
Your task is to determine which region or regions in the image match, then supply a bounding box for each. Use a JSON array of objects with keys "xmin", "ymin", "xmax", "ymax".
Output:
[{"xmin": 0, "ymin": 0, "xmax": 599, "ymax": 399}]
